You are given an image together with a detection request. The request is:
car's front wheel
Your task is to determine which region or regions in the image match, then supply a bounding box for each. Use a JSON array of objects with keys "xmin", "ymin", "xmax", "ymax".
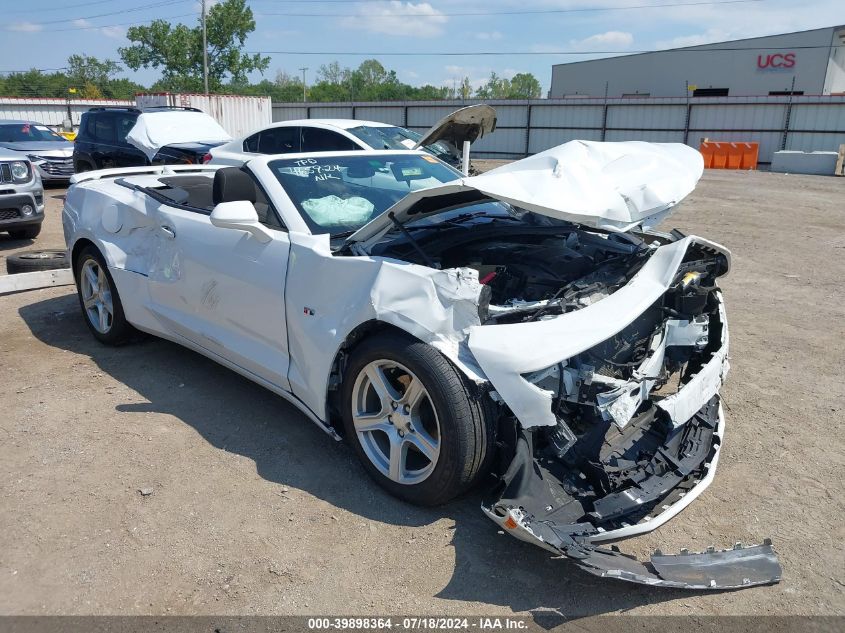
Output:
[{"xmin": 341, "ymin": 332, "xmax": 494, "ymax": 506}]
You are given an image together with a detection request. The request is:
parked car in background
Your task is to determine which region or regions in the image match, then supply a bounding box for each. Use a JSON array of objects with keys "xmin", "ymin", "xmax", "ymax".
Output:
[
  {"xmin": 0, "ymin": 120, "xmax": 75, "ymax": 183},
  {"xmin": 208, "ymin": 105, "xmax": 497, "ymax": 173},
  {"xmin": 0, "ymin": 148, "xmax": 44, "ymax": 239},
  {"xmin": 73, "ymin": 106, "xmax": 231, "ymax": 173},
  {"xmin": 63, "ymin": 141, "xmax": 780, "ymax": 590}
]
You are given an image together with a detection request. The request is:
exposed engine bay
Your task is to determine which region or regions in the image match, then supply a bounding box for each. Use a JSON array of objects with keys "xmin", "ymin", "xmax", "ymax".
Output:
[{"xmin": 373, "ymin": 219, "xmax": 650, "ymax": 320}]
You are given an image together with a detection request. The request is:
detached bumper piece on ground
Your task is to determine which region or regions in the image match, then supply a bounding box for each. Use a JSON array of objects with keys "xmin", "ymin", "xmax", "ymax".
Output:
[{"xmin": 484, "ymin": 397, "xmax": 781, "ymax": 588}]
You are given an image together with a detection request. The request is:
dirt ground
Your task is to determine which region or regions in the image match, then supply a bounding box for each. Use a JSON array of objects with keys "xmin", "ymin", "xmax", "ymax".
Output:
[{"xmin": 0, "ymin": 170, "xmax": 843, "ymax": 617}]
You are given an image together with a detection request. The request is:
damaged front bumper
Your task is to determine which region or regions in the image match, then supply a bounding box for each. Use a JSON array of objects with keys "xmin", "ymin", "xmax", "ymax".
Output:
[
  {"xmin": 472, "ymin": 236, "xmax": 781, "ymax": 589},
  {"xmin": 483, "ymin": 399, "xmax": 781, "ymax": 589}
]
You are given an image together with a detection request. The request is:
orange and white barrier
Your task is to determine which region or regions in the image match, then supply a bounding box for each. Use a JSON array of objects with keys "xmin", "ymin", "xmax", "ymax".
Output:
[{"xmin": 699, "ymin": 141, "xmax": 759, "ymax": 170}]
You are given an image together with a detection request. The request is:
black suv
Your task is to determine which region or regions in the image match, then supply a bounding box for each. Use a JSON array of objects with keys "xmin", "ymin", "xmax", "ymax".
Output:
[{"xmin": 73, "ymin": 106, "xmax": 226, "ymax": 173}]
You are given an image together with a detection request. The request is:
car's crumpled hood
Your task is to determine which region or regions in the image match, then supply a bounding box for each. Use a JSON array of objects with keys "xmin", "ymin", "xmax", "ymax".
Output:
[
  {"xmin": 1, "ymin": 141, "xmax": 73, "ymax": 156},
  {"xmin": 346, "ymin": 140, "xmax": 704, "ymax": 247}
]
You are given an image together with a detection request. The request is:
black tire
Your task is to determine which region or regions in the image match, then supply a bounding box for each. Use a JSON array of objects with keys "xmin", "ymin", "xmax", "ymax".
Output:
[
  {"xmin": 7, "ymin": 225, "xmax": 42, "ymax": 241},
  {"xmin": 75, "ymin": 160, "xmax": 94, "ymax": 173},
  {"xmin": 5, "ymin": 249, "xmax": 68, "ymax": 274},
  {"xmin": 74, "ymin": 246, "xmax": 135, "ymax": 345},
  {"xmin": 341, "ymin": 331, "xmax": 495, "ymax": 506}
]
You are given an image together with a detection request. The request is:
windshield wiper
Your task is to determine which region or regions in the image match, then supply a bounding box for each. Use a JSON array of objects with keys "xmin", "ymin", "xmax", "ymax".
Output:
[
  {"xmin": 388, "ymin": 211, "xmax": 435, "ymax": 267},
  {"xmin": 405, "ymin": 211, "xmax": 513, "ymax": 231}
]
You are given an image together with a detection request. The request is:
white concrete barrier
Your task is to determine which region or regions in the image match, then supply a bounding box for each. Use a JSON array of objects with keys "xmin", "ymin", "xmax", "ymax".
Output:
[{"xmin": 771, "ymin": 150, "xmax": 840, "ymax": 176}]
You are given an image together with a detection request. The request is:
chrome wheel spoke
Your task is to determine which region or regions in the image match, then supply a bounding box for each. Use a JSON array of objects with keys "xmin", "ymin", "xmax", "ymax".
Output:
[
  {"xmin": 98, "ymin": 304, "xmax": 109, "ymax": 332},
  {"xmin": 84, "ymin": 264, "xmax": 98, "ymax": 288},
  {"xmin": 365, "ymin": 363, "xmax": 401, "ymax": 404},
  {"xmin": 388, "ymin": 434, "xmax": 405, "ymax": 482},
  {"xmin": 83, "ymin": 295, "xmax": 97, "ymax": 309},
  {"xmin": 401, "ymin": 376, "xmax": 426, "ymax": 411}
]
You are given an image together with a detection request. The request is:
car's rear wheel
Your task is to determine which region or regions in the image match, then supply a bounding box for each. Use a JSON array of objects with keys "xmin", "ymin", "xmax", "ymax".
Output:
[
  {"xmin": 75, "ymin": 246, "xmax": 134, "ymax": 345},
  {"xmin": 341, "ymin": 332, "xmax": 494, "ymax": 506}
]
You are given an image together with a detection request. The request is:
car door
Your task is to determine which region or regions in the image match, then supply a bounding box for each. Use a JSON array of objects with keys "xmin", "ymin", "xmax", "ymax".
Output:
[
  {"xmin": 115, "ymin": 113, "xmax": 149, "ymax": 167},
  {"xmin": 91, "ymin": 113, "xmax": 118, "ymax": 169},
  {"xmin": 147, "ymin": 197, "xmax": 292, "ymax": 391}
]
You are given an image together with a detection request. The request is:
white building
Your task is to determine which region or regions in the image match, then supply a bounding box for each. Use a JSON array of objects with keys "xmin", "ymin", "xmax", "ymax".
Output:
[{"xmin": 550, "ymin": 26, "xmax": 845, "ymax": 98}]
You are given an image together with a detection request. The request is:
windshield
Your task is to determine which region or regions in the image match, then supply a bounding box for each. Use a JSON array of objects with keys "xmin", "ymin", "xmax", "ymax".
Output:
[
  {"xmin": 347, "ymin": 125, "xmax": 454, "ymax": 160},
  {"xmin": 270, "ymin": 154, "xmax": 460, "ymax": 235},
  {"xmin": 0, "ymin": 123, "xmax": 66, "ymax": 143}
]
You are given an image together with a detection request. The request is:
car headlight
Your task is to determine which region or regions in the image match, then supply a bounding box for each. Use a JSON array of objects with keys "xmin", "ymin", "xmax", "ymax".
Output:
[{"xmin": 11, "ymin": 161, "xmax": 31, "ymax": 182}]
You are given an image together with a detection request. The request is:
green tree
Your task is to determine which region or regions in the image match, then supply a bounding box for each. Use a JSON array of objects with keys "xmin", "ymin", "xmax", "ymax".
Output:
[
  {"xmin": 103, "ymin": 77, "xmax": 147, "ymax": 100},
  {"xmin": 67, "ymin": 55, "xmax": 122, "ymax": 87},
  {"xmin": 348, "ymin": 59, "xmax": 397, "ymax": 100},
  {"xmin": 316, "ymin": 62, "xmax": 350, "ymax": 86},
  {"xmin": 65, "ymin": 54, "xmax": 144, "ymax": 99},
  {"xmin": 475, "ymin": 71, "xmax": 542, "ymax": 99},
  {"xmin": 0, "ymin": 69, "xmax": 69, "ymax": 98},
  {"xmin": 230, "ymin": 71, "xmax": 304, "ymax": 102},
  {"xmin": 272, "ymin": 71, "xmax": 307, "ymax": 101},
  {"xmin": 409, "ymin": 84, "xmax": 450, "ymax": 100},
  {"xmin": 475, "ymin": 72, "xmax": 510, "ymax": 99},
  {"xmin": 119, "ymin": 0, "xmax": 269, "ymax": 91},
  {"xmin": 459, "ymin": 77, "xmax": 472, "ymax": 100},
  {"xmin": 508, "ymin": 73, "xmax": 542, "ymax": 99}
]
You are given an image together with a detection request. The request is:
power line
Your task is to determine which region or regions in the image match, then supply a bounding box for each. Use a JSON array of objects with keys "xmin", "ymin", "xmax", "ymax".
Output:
[
  {"xmin": 5, "ymin": 0, "xmax": 122, "ymax": 16},
  {"xmin": 0, "ymin": 67, "xmax": 70, "ymax": 74},
  {"xmin": 6, "ymin": 0, "xmax": 189, "ymax": 28},
  {"xmin": 257, "ymin": 0, "xmax": 767, "ymax": 18},
  {"xmin": 7, "ymin": 12, "xmax": 196, "ymax": 33}
]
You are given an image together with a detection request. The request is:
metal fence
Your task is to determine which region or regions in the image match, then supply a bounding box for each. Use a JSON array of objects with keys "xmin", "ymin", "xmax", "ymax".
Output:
[
  {"xmin": 273, "ymin": 95, "xmax": 845, "ymax": 165},
  {"xmin": 3, "ymin": 95, "xmax": 843, "ymax": 165}
]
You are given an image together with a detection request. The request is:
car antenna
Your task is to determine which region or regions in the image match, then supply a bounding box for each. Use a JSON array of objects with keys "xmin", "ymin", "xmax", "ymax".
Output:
[{"xmin": 388, "ymin": 212, "xmax": 435, "ymax": 268}]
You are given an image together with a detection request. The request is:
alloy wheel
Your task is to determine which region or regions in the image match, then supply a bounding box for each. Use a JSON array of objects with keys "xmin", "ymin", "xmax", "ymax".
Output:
[
  {"xmin": 350, "ymin": 360, "xmax": 441, "ymax": 485},
  {"xmin": 80, "ymin": 259, "xmax": 114, "ymax": 334}
]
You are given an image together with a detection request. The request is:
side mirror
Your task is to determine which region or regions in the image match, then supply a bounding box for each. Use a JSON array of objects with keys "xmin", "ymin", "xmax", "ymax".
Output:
[{"xmin": 210, "ymin": 200, "xmax": 272, "ymax": 243}]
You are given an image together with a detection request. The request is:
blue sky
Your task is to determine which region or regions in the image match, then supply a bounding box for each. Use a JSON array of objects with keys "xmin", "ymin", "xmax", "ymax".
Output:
[{"xmin": 1, "ymin": 0, "xmax": 842, "ymax": 95}]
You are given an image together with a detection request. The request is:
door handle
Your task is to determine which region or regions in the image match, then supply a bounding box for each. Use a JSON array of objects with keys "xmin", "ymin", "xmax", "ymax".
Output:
[{"xmin": 160, "ymin": 225, "xmax": 176, "ymax": 239}]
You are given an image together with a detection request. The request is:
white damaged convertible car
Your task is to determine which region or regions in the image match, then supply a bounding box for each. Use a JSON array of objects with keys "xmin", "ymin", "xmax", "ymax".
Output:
[{"xmin": 63, "ymin": 141, "xmax": 781, "ymax": 589}]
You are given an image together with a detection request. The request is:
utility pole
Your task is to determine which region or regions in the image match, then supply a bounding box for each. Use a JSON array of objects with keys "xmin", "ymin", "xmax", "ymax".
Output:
[
  {"xmin": 202, "ymin": 0, "xmax": 209, "ymax": 94},
  {"xmin": 299, "ymin": 67, "xmax": 308, "ymax": 102}
]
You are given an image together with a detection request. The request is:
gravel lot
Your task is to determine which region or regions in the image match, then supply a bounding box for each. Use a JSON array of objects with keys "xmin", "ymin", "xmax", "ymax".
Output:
[{"xmin": 0, "ymin": 170, "xmax": 843, "ymax": 617}]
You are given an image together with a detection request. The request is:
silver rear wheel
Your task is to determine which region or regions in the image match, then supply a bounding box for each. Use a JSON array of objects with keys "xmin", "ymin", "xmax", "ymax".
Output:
[
  {"xmin": 80, "ymin": 258, "xmax": 114, "ymax": 334},
  {"xmin": 351, "ymin": 360, "xmax": 441, "ymax": 485}
]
